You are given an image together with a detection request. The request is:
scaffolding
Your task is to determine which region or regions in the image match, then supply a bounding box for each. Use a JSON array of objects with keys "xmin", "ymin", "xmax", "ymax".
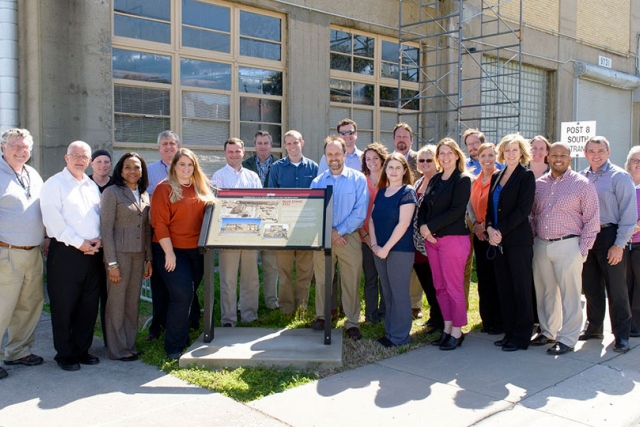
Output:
[{"xmin": 398, "ymin": 0, "xmax": 523, "ymax": 145}]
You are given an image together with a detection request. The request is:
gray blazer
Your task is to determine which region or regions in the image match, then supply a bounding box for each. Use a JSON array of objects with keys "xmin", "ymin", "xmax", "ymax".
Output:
[{"xmin": 100, "ymin": 184, "xmax": 152, "ymax": 264}]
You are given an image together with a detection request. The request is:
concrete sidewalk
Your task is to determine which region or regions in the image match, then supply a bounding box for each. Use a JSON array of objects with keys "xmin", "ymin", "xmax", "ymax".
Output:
[{"xmin": 2, "ymin": 312, "xmax": 640, "ymax": 426}]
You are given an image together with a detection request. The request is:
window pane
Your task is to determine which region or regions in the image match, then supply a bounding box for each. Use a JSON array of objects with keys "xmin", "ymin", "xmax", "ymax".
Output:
[
  {"xmin": 182, "ymin": 27, "xmax": 230, "ymax": 53},
  {"xmin": 239, "ymin": 38, "xmax": 281, "ymax": 61},
  {"xmin": 240, "ymin": 11, "xmax": 281, "ymax": 42},
  {"xmin": 401, "ymin": 89, "xmax": 420, "ymax": 110},
  {"xmin": 114, "ymin": 85, "xmax": 170, "ymax": 115},
  {"xmin": 330, "ymin": 53, "xmax": 351, "ymax": 72},
  {"xmin": 330, "ymin": 79, "xmax": 351, "ymax": 103},
  {"xmin": 182, "ymin": 0, "xmax": 229, "ymax": 32},
  {"xmin": 382, "ymin": 41, "xmax": 398, "ymax": 63},
  {"xmin": 353, "ymin": 108, "xmax": 373, "ymax": 129},
  {"xmin": 183, "ymin": 92, "xmax": 230, "ymax": 120},
  {"xmin": 112, "ymin": 48, "xmax": 172, "ymax": 83},
  {"xmin": 115, "ymin": 115, "xmax": 170, "ymax": 143},
  {"xmin": 402, "ymin": 67, "xmax": 418, "ymax": 82},
  {"xmin": 330, "ymin": 107, "xmax": 350, "ymax": 126},
  {"xmin": 182, "ymin": 118, "xmax": 229, "ymax": 146},
  {"xmin": 180, "ymin": 58, "xmax": 231, "ymax": 90},
  {"xmin": 240, "ymin": 97, "xmax": 281, "ymax": 123},
  {"xmin": 240, "ymin": 123, "xmax": 282, "ymax": 148},
  {"xmin": 380, "ymin": 86, "xmax": 398, "ymax": 108},
  {"xmin": 353, "ymin": 83, "xmax": 374, "ymax": 106},
  {"xmin": 353, "ymin": 35, "xmax": 374, "ymax": 58},
  {"xmin": 353, "ymin": 57, "xmax": 373, "ymax": 75},
  {"xmin": 402, "ymin": 45, "xmax": 419, "ymax": 66},
  {"xmin": 114, "ymin": 15, "xmax": 170, "ymax": 43},
  {"xmin": 114, "ymin": 0, "xmax": 170, "ymax": 21},
  {"xmin": 381, "ymin": 61, "xmax": 399, "ymax": 79},
  {"xmin": 238, "ymin": 67, "xmax": 282, "ymax": 96},
  {"xmin": 330, "ymin": 30, "xmax": 351, "ymax": 53}
]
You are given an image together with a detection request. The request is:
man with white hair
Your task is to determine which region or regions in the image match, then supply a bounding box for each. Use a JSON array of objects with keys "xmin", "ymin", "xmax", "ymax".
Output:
[
  {"xmin": 41, "ymin": 141, "xmax": 102, "ymax": 371},
  {"xmin": 0, "ymin": 129, "xmax": 46, "ymax": 380}
]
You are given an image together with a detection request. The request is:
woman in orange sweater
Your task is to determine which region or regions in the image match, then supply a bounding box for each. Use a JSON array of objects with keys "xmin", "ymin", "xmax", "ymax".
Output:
[
  {"xmin": 151, "ymin": 148, "xmax": 215, "ymax": 359},
  {"xmin": 468, "ymin": 143, "xmax": 502, "ymax": 335}
]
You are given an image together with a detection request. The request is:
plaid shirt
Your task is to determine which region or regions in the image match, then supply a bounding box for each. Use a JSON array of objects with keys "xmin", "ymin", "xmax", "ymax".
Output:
[{"xmin": 531, "ymin": 168, "xmax": 600, "ymax": 256}]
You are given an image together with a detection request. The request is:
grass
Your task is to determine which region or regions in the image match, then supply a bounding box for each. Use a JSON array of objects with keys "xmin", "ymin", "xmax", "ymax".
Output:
[{"xmin": 124, "ymin": 266, "xmax": 483, "ymax": 402}]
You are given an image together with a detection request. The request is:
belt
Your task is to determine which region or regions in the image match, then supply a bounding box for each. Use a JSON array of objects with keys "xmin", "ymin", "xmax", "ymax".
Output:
[
  {"xmin": 0, "ymin": 240, "xmax": 38, "ymax": 250},
  {"xmin": 601, "ymin": 223, "xmax": 615, "ymax": 229},
  {"xmin": 542, "ymin": 234, "xmax": 579, "ymax": 243}
]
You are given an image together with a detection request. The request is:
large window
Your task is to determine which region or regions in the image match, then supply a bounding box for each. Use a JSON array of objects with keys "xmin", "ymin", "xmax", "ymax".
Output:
[
  {"xmin": 112, "ymin": 0, "xmax": 285, "ymax": 173},
  {"xmin": 480, "ymin": 56, "xmax": 550, "ymax": 143},
  {"xmin": 329, "ymin": 27, "xmax": 420, "ymax": 151}
]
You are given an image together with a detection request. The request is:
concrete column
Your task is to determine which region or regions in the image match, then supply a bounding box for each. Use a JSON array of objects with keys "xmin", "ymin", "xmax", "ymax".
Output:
[{"xmin": 0, "ymin": 0, "xmax": 19, "ymax": 131}]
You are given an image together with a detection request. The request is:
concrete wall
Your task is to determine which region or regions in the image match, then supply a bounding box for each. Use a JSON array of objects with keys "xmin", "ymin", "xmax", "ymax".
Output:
[{"xmin": 20, "ymin": 0, "xmax": 112, "ymax": 179}]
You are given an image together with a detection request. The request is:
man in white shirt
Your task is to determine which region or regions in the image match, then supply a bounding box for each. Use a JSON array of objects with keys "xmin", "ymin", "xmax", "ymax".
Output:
[
  {"xmin": 41, "ymin": 141, "xmax": 102, "ymax": 372},
  {"xmin": 211, "ymin": 138, "xmax": 262, "ymax": 326}
]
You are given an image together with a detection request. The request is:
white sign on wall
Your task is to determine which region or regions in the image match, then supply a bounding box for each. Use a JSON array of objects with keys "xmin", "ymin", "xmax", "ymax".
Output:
[
  {"xmin": 560, "ymin": 121, "xmax": 597, "ymax": 158},
  {"xmin": 598, "ymin": 55, "xmax": 612, "ymax": 69}
]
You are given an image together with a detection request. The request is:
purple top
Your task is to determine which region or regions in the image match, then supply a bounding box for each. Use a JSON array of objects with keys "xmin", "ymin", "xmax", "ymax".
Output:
[{"xmin": 633, "ymin": 187, "xmax": 640, "ymax": 243}]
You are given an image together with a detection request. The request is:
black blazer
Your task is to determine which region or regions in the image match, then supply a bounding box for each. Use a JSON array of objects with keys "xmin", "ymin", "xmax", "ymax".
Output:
[
  {"xmin": 417, "ymin": 169, "xmax": 471, "ymax": 237},
  {"xmin": 485, "ymin": 164, "xmax": 535, "ymax": 247}
]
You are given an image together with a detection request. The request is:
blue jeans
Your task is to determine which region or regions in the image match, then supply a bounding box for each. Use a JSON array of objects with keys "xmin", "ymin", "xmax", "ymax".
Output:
[{"xmin": 155, "ymin": 247, "xmax": 203, "ymax": 355}]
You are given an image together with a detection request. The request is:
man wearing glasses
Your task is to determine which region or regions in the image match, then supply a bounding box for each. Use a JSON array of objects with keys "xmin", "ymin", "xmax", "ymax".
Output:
[
  {"xmin": 41, "ymin": 141, "xmax": 103, "ymax": 371},
  {"xmin": 318, "ymin": 119, "xmax": 363, "ymax": 174},
  {"xmin": 0, "ymin": 129, "xmax": 46, "ymax": 380}
]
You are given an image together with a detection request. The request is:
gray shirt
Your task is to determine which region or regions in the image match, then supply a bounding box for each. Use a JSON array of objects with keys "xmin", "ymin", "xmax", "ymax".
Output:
[
  {"xmin": 0, "ymin": 156, "xmax": 45, "ymax": 246},
  {"xmin": 581, "ymin": 160, "xmax": 637, "ymax": 247}
]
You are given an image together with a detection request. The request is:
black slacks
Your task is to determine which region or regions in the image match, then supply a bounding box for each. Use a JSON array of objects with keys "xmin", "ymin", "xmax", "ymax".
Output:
[
  {"xmin": 47, "ymin": 239, "xmax": 102, "ymax": 360},
  {"xmin": 582, "ymin": 226, "xmax": 631, "ymax": 339},
  {"xmin": 474, "ymin": 238, "xmax": 502, "ymax": 331},
  {"xmin": 493, "ymin": 244, "xmax": 534, "ymax": 348}
]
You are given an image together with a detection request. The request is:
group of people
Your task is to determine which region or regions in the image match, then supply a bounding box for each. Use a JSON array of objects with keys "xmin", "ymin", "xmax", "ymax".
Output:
[{"xmin": 1, "ymin": 119, "xmax": 639, "ymax": 380}]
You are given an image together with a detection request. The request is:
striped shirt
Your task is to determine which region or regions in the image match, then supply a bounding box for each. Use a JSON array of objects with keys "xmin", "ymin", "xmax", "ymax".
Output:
[
  {"xmin": 531, "ymin": 168, "xmax": 600, "ymax": 256},
  {"xmin": 581, "ymin": 160, "xmax": 637, "ymax": 248}
]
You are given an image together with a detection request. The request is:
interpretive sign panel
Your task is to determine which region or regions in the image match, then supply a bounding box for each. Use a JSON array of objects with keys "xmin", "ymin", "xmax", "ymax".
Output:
[{"xmin": 199, "ymin": 188, "xmax": 327, "ymax": 250}]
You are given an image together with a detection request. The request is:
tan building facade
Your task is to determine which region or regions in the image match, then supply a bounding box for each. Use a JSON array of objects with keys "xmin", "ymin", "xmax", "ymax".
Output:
[{"xmin": 7, "ymin": 0, "xmax": 640, "ymax": 176}]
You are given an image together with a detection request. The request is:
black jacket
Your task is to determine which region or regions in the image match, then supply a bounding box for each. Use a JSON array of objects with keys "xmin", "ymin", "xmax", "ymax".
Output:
[
  {"xmin": 417, "ymin": 169, "xmax": 471, "ymax": 237},
  {"xmin": 485, "ymin": 164, "xmax": 535, "ymax": 247}
]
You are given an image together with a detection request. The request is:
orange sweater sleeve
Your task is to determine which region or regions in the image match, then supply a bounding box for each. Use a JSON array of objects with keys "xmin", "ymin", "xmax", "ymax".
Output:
[{"xmin": 151, "ymin": 183, "xmax": 206, "ymax": 249}]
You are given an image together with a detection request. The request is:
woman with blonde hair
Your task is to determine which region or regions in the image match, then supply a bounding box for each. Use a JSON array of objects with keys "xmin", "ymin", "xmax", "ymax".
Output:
[
  {"xmin": 412, "ymin": 145, "xmax": 443, "ymax": 334},
  {"xmin": 486, "ymin": 134, "xmax": 535, "ymax": 352},
  {"xmin": 417, "ymin": 138, "xmax": 471, "ymax": 350},
  {"xmin": 151, "ymin": 148, "xmax": 215, "ymax": 359},
  {"xmin": 468, "ymin": 142, "xmax": 502, "ymax": 335}
]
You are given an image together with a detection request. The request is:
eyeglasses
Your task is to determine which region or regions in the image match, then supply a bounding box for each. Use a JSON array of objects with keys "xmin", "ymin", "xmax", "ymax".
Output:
[
  {"xmin": 418, "ymin": 158, "xmax": 434, "ymax": 163},
  {"xmin": 69, "ymin": 153, "xmax": 91, "ymax": 162},
  {"xmin": 630, "ymin": 158, "xmax": 640, "ymax": 165},
  {"xmin": 338, "ymin": 130, "xmax": 356, "ymax": 136}
]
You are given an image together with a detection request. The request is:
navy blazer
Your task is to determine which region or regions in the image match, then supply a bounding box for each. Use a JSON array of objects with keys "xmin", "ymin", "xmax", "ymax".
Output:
[{"xmin": 485, "ymin": 164, "xmax": 535, "ymax": 247}]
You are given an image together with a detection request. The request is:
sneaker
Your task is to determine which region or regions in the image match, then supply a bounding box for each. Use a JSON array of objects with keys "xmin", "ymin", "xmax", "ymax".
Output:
[{"xmin": 4, "ymin": 354, "xmax": 44, "ymax": 366}]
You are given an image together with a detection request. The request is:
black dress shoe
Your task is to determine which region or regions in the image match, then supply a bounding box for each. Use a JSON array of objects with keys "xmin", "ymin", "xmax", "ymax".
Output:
[
  {"xmin": 310, "ymin": 319, "xmax": 325, "ymax": 331},
  {"xmin": 487, "ymin": 327, "xmax": 504, "ymax": 335},
  {"xmin": 530, "ymin": 334, "xmax": 556, "ymax": 346},
  {"xmin": 77, "ymin": 353, "xmax": 100, "ymax": 365},
  {"xmin": 613, "ymin": 338, "xmax": 630, "ymax": 353},
  {"xmin": 480, "ymin": 327, "xmax": 488, "ymax": 333},
  {"xmin": 494, "ymin": 337, "xmax": 508, "ymax": 347},
  {"xmin": 377, "ymin": 337, "xmax": 396, "ymax": 348},
  {"xmin": 501, "ymin": 342, "xmax": 520, "ymax": 352},
  {"xmin": 57, "ymin": 358, "xmax": 81, "ymax": 371},
  {"xmin": 432, "ymin": 332, "xmax": 450, "ymax": 346},
  {"xmin": 547, "ymin": 342, "xmax": 573, "ymax": 355},
  {"xmin": 630, "ymin": 329, "xmax": 640, "ymax": 338},
  {"xmin": 578, "ymin": 329, "xmax": 604, "ymax": 341},
  {"xmin": 117, "ymin": 354, "xmax": 139, "ymax": 362},
  {"xmin": 0, "ymin": 367, "xmax": 8, "ymax": 379},
  {"xmin": 440, "ymin": 333, "xmax": 464, "ymax": 351}
]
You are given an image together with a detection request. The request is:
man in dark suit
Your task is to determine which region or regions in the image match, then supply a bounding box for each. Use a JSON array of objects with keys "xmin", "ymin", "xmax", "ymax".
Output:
[{"xmin": 242, "ymin": 131, "xmax": 279, "ymax": 310}]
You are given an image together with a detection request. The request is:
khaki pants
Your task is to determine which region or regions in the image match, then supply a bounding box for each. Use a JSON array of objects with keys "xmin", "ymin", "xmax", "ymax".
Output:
[
  {"xmin": 313, "ymin": 232, "xmax": 362, "ymax": 329},
  {"xmin": 275, "ymin": 250, "xmax": 314, "ymax": 314},
  {"xmin": 0, "ymin": 247, "xmax": 44, "ymax": 361}
]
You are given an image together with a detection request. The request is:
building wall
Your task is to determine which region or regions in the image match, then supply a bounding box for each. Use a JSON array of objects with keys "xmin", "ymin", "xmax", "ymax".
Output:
[{"xmin": 15, "ymin": 0, "xmax": 640, "ymax": 176}]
